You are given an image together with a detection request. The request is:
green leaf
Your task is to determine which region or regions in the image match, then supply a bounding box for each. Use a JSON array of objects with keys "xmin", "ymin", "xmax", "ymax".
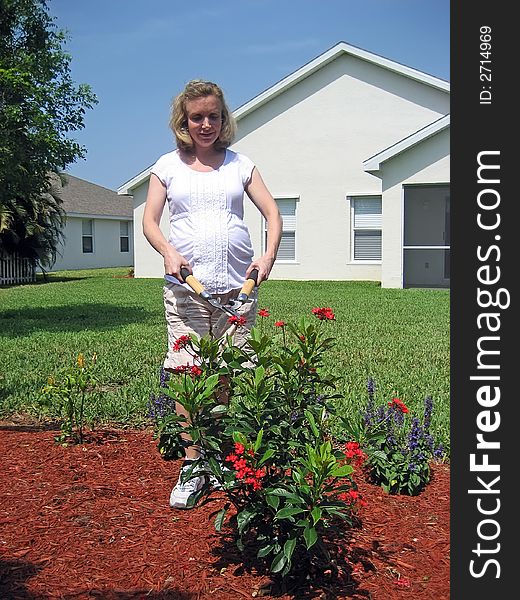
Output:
[
  {"xmin": 266, "ymin": 494, "xmax": 280, "ymax": 511},
  {"xmin": 283, "ymin": 537, "xmax": 297, "ymax": 561},
  {"xmin": 295, "ymin": 518, "xmax": 310, "ymax": 528},
  {"xmin": 303, "ymin": 409, "xmax": 319, "ymax": 437},
  {"xmin": 210, "ymin": 404, "xmax": 227, "ymax": 417},
  {"xmin": 311, "ymin": 506, "xmax": 322, "ymax": 525},
  {"xmin": 214, "ymin": 507, "xmax": 227, "ymax": 531},
  {"xmin": 331, "ymin": 464, "xmax": 354, "ymax": 477},
  {"xmin": 254, "ymin": 366, "xmax": 266, "ymax": 386},
  {"xmin": 207, "ymin": 456, "xmax": 222, "ymax": 477},
  {"xmin": 257, "ymin": 448, "xmax": 275, "ymax": 466},
  {"xmin": 232, "ymin": 431, "xmax": 248, "ymax": 445},
  {"xmin": 275, "ymin": 507, "xmax": 304, "ymax": 520},
  {"xmin": 257, "ymin": 544, "xmax": 276, "ymax": 558},
  {"xmin": 270, "ymin": 551, "xmax": 288, "ymax": 574},
  {"xmin": 268, "ymin": 487, "xmax": 296, "ymax": 497},
  {"xmin": 253, "ymin": 428, "xmax": 264, "ymax": 452},
  {"xmin": 236, "ymin": 509, "xmax": 255, "ymax": 534},
  {"xmin": 303, "ymin": 525, "xmax": 318, "ymax": 549}
]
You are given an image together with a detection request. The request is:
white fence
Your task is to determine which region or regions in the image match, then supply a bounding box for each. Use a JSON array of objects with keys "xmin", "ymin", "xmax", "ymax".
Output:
[{"xmin": 0, "ymin": 251, "xmax": 36, "ymax": 286}]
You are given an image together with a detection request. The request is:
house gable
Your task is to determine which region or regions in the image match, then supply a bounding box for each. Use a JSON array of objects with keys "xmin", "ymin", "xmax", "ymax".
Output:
[
  {"xmin": 234, "ymin": 41, "xmax": 449, "ymax": 122},
  {"xmin": 117, "ymin": 41, "xmax": 449, "ymax": 196}
]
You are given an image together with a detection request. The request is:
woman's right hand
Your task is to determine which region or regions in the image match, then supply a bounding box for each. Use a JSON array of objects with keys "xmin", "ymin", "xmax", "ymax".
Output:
[{"xmin": 163, "ymin": 245, "xmax": 191, "ymax": 282}]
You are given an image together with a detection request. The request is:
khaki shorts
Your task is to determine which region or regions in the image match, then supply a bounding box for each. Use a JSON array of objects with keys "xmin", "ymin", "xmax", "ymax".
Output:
[{"xmin": 163, "ymin": 284, "xmax": 258, "ymax": 370}]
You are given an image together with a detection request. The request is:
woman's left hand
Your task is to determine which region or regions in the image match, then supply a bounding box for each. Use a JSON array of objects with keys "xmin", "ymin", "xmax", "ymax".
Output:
[{"xmin": 247, "ymin": 254, "xmax": 275, "ymax": 285}]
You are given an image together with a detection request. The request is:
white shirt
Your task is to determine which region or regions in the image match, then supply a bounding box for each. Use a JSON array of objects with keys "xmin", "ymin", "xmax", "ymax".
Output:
[{"xmin": 151, "ymin": 149, "xmax": 255, "ymax": 294}]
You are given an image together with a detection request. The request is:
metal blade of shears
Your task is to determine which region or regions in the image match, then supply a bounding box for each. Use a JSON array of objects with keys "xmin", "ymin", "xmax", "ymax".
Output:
[{"xmin": 224, "ymin": 269, "xmax": 259, "ymax": 311}]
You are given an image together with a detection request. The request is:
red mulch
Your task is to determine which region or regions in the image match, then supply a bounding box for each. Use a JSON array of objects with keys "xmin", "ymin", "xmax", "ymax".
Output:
[{"xmin": 0, "ymin": 424, "xmax": 449, "ymax": 600}]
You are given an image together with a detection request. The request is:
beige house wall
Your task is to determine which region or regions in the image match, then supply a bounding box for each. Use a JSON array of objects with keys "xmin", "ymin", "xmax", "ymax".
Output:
[{"xmin": 131, "ymin": 184, "xmax": 171, "ymax": 279}]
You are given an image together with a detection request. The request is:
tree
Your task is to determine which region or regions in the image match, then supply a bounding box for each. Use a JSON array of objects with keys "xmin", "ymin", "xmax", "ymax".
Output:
[{"xmin": 0, "ymin": 0, "xmax": 97, "ymax": 269}]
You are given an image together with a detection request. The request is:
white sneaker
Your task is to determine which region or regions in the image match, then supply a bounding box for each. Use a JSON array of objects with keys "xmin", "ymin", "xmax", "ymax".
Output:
[{"xmin": 169, "ymin": 462, "xmax": 207, "ymax": 509}]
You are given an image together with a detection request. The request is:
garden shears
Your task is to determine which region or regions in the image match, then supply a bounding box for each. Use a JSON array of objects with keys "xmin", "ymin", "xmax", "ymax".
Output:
[{"xmin": 164, "ymin": 267, "xmax": 258, "ymax": 318}]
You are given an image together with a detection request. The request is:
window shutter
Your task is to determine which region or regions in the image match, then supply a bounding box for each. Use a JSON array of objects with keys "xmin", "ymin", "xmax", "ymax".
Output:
[
  {"xmin": 354, "ymin": 231, "xmax": 382, "ymax": 260},
  {"xmin": 265, "ymin": 198, "xmax": 297, "ymax": 260},
  {"xmin": 353, "ymin": 198, "xmax": 382, "ymax": 228},
  {"xmin": 277, "ymin": 232, "xmax": 295, "ymax": 260},
  {"xmin": 277, "ymin": 198, "xmax": 297, "ymax": 231}
]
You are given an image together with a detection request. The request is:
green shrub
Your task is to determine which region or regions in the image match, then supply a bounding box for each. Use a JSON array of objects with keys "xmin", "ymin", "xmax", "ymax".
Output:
[
  {"xmin": 151, "ymin": 309, "xmax": 368, "ymax": 578},
  {"xmin": 39, "ymin": 352, "xmax": 98, "ymax": 444},
  {"xmin": 342, "ymin": 377, "xmax": 445, "ymax": 495}
]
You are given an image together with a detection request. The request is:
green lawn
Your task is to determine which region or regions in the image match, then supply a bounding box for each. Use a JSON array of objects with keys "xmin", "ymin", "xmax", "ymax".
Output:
[{"xmin": 0, "ymin": 267, "xmax": 450, "ymax": 454}]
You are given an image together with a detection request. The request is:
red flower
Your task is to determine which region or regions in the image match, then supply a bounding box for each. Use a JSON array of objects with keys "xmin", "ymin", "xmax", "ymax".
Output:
[
  {"xmin": 258, "ymin": 308, "xmax": 270, "ymax": 317},
  {"xmin": 312, "ymin": 307, "xmax": 335, "ymax": 321},
  {"xmin": 344, "ymin": 441, "xmax": 367, "ymax": 467},
  {"xmin": 388, "ymin": 397, "xmax": 409, "ymax": 413},
  {"xmin": 228, "ymin": 315, "xmax": 247, "ymax": 326},
  {"xmin": 338, "ymin": 489, "xmax": 368, "ymax": 508},
  {"xmin": 172, "ymin": 335, "xmax": 191, "ymax": 352},
  {"xmin": 171, "ymin": 363, "xmax": 202, "ymax": 377},
  {"xmin": 225, "ymin": 440, "xmax": 266, "ymax": 491},
  {"xmin": 274, "ymin": 320, "xmax": 286, "ymax": 327}
]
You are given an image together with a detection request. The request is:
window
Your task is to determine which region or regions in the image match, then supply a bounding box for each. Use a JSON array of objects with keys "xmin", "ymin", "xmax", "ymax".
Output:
[
  {"xmin": 120, "ymin": 221, "xmax": 129, "ymax": 253},
  {"xmin": 82, "ymin": 219, "xmax": 93, "ymax": 253},
  {"xmin": 265, "ymin": 198, "xmax": 297, "ymax": 261},
  {"xmin": 350, "ymin": 196, "xmax": 382, "ymax": 261}
]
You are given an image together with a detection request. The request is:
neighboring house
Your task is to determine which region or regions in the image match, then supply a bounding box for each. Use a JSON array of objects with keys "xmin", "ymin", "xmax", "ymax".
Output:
[
  {"xmin": 118, "ymin": 41, "xmax": 450, "ymax": 288},
  {"xmin": 50, "ymin": 174, "xmax": 134, "ymax": 272}
]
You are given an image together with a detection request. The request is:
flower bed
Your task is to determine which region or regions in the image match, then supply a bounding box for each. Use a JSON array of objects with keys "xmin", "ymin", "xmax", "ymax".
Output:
[
  {"xmin": 0, "ymin": 424, "xmax": 449, "ymax": 599},
  {"xmin": 1, "ymin": 305, "xmax": 449, "ymax": 598}
]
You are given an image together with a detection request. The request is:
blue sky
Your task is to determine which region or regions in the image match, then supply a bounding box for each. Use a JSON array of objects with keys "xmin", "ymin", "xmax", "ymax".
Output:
[{"xmin": 48, "ymin": 0, "xmax": 450, "ymax": 191}]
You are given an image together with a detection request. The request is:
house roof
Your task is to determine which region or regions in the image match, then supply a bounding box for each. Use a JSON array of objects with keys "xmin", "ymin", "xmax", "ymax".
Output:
[
  {"xmin": 117, "ymin": 40, "xmax": 450, "ymax": 195},
  {"xmin": 55, "ymin": 174, "xmax": 133, "ymax": 218},
  {"xmin": 363, "ymin": 114, "xmax": 450, "ymax": 173}
]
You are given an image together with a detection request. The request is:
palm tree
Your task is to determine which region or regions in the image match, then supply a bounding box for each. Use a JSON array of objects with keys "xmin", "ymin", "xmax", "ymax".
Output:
[
  {"xmin": 0, "ymin": 200, "xmax": 13, "ymax": 234},
  {"xmin": 0, "ymin": 173, "xmax": 66, "ymax": 274}
]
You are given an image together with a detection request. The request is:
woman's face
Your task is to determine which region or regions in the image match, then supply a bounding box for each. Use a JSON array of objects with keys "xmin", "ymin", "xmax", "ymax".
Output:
[{"xmin": 185, "ymin": 95, "xmax": 223, "ymax": 151}]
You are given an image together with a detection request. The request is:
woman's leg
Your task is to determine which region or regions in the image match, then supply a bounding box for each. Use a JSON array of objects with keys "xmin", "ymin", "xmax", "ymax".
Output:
[{"xmin": 163, "ymin": 284, "xmax": 211, "ymax": 460}]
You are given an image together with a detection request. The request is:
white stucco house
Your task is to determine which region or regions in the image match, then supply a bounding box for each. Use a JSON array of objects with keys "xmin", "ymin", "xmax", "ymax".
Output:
[
  {"xmin": 50, "ymin": 174, "xmax": 134, "ymax": 272},
  {"xmin": 118, "ymin": 41, "xmax": 450, "ymax": 288}
]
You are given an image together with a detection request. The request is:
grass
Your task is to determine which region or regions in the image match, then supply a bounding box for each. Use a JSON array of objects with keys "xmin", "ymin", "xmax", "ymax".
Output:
[{"xmin": 0, "ymin": 267, "xmax": 450, "ymax": 454}]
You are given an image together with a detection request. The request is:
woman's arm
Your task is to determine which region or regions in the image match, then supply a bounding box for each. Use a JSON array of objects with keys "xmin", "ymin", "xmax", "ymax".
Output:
[
  {"xmin": 245, "ymin": 167, "xmax": 283, "ymax": 284},
  {"xmin": 142, "ymin": 174, "xmax": 189, "ymax": 279}
]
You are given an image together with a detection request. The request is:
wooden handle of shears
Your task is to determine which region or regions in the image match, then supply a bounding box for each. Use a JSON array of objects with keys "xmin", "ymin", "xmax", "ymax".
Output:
[
  {"xmin": 180, "ymin": 267, "xmax": 206, "ymax": 296},
  {"xmin": 239, "ymin": 269, "xmax": 259, "ymax": 299}
]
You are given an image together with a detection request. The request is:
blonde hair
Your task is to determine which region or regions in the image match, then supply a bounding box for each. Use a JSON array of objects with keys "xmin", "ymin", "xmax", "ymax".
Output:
[{"xmin": 170, "ymin": 80, "xmax": 236, "ymax": 152}]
